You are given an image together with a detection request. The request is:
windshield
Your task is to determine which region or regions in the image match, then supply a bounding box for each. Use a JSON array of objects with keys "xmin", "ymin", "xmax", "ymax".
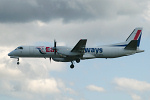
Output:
[{"xmin": 15, "ymin": 46, "xmax": 23, "ymax": 50}]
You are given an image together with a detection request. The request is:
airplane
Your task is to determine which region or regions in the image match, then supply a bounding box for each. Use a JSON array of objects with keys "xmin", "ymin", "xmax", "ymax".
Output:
[{"xmin": 8, "ymin": 27, "xmax": 144, "ymax": 69}]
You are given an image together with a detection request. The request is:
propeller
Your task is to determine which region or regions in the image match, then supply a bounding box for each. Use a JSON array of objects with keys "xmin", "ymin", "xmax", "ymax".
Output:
[{"xmin": 53, "ymin": 39, "xmax": 57, "ymax": 55}]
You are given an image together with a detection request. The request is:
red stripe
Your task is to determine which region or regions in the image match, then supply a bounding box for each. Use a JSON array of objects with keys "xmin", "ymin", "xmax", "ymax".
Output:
[{"xmin": 134, "ymin": 30, "xmax": 141, "ymax": 40}]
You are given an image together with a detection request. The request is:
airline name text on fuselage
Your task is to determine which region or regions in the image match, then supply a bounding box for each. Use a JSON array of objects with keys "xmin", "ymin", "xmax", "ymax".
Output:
[
  {"xmin": 84, "ymin": 48, "xmax": 103, "ymax": 54},
  {"xmin": 36, "ymin": 47, "xmax": 103, "ymax": 54}
]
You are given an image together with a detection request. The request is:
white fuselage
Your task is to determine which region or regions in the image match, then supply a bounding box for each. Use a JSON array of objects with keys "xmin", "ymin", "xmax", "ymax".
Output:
[{"xmin": 8, "ymin": 45, "xmax": 137, "ymax": 60}]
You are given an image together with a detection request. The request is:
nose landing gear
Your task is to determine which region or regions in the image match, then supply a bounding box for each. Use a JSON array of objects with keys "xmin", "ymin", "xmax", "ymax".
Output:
[{"xmin": 17, "ymin": 58, "xmax": 19, "ymax": 65}]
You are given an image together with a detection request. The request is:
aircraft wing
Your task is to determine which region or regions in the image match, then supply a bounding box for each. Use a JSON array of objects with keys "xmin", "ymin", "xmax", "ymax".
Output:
[{"xmin": 71, "ymin": 39, "xmax": 87, "ymax": 54}]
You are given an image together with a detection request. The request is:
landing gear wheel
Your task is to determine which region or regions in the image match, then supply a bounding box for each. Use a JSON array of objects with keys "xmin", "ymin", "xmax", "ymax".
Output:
[
  {"xmin": 76, "ymin": 59, "xmax": 80, "ymax": 63},
  {"xmin": 70, "ymin": 64, "xmax": 74, "ymax": 69},
  {"xmin": 17, "ymin": 58, "xmax": 19, "ymax": 65},
  {"xmin": 17, "ymin": 62, "xmax": 20, "ymax": 65}
]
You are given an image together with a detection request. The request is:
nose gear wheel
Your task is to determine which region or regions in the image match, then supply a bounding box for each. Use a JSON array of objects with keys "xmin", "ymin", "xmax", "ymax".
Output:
[{"xmin": 17, "ymin": 58, "xmax": 19, "ymax": 65}]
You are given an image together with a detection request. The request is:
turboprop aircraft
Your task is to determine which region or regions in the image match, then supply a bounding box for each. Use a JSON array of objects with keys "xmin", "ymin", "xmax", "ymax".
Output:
[{"xmin": 8, "ymin": 27, "xmax": 144, "ymax": 69}]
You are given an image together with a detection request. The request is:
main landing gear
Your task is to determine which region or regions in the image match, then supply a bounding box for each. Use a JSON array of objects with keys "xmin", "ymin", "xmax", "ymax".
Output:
[
  {"xmin": 70, "ymin": 59, "xmax": 80, "ymax": 69},
  {"xmin": 70, "ymin": 61, "xmax": 74, "ymax": 69},
  {"xmin": 17, "ymin": 58, "xmax": 19, "ymax": 65}
]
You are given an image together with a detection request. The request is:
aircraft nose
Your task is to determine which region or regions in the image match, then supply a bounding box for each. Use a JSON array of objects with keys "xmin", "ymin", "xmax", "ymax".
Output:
[{"xmin": 8, "ymin": 51, "xmax": 13, "ymax": 56}]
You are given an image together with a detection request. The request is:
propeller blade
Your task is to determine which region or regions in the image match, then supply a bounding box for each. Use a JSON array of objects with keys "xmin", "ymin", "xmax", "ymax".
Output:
[
  {"xmin": 54, "ymin": 39, "xmax": 57, "ymax": 55},
  {"xmin": 50, "ymin": 57, "xmax": 51, "ymax": 63},
  {"xmin": 54, "ymin": 40, "xmax": 56, "ymax": 47}
]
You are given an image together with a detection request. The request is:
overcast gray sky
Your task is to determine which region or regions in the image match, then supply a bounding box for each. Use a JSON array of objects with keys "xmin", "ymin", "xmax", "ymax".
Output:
[{"xmin": 0, "ymin": 0, "xmax": 150, "ymax": 100}]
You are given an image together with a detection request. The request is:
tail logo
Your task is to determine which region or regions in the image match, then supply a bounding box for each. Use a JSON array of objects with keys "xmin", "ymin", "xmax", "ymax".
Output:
[{"xmin": 134, "ymin": 30, "xmax": 142, "ymax": 40}]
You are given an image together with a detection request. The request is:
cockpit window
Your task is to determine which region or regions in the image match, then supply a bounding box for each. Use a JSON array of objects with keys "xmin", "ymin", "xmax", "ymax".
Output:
[
  {"xmin": 18, "ymin": 47, "xmax": 23, "ymax": 49},
  {"xmin": 15, "ymin": 46, "xmax": 23, "ymax": 50}
]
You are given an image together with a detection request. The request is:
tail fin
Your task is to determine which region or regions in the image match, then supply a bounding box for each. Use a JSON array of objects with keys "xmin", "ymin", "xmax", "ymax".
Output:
[
  {"xmin": 125, "ymin": 27, "xmax": 143, "ymax": 47},
  {"xmin": 124, "ymin": 28, "xmax": 143, "ymax": 50}
]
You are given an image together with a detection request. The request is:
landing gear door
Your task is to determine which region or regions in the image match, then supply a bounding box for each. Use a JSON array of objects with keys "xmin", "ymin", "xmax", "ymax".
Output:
[{"xmin": 29, "ymin": 46, "xmax": 34, "ymax": 55}]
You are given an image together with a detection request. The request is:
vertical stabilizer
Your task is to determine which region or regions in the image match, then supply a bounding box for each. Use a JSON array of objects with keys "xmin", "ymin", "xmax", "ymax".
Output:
[
  {"xmin": 124, "ymin": 28, "xmax": 143, "ymax": 50},
  {"xmin": 126, "ymin": 28, "xmax": 143, "ymax": 47}
]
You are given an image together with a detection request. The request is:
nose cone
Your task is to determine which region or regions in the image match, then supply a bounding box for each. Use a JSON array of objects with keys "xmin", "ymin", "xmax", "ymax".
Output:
[{"xmin": 8, "ymin": 51, "xmax": 13, "ymax": 56}]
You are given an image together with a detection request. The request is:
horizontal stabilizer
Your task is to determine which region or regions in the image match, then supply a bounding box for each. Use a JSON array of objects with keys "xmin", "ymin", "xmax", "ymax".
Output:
[{"xmin": 124, "ymin": 40, "xmax": 138, "ymax": 50}]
